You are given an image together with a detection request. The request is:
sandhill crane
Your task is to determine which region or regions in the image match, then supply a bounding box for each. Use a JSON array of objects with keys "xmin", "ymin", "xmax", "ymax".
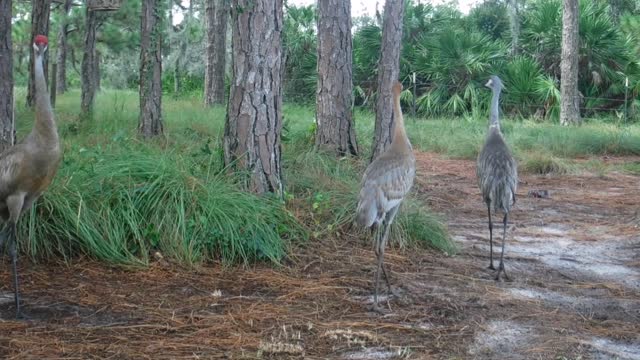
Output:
[
  {"xmin": 0, "ymin": 35, "xmax": 61, "ymax": 318},
  {"xmin": 476, "ymin": 75, "xmax": 517, "ymax": 281},
  {"xmin": 356, "ymin": 81, "xmax": 415, "ymax": 312}
]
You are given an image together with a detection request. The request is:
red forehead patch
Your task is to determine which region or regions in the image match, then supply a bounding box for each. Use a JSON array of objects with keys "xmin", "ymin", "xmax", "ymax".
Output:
[{"xmin": 34, "ymin": 35, "xmax": 48, "ymax": 46}]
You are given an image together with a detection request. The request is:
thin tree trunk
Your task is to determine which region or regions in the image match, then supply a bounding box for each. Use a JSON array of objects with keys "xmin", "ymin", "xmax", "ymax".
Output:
[
  {"xmin": 81, "ymin": 7, "xmax": 98, "ymax": 118},
  {"xmin": 139, "ymin": 0, "xmax": 164, "ymax": 137},
  {"xmin": 173, "ymin": 13, "xmax": 188, "ymax": 94},
  {"xmin": 507, "ymin": 0, "xmax": 520, "ymax": 56},
  {"xmin": 50, "ymin": 62, "xmax": 57, "ymax": 106},
  {"xmin": 204, "ymin": 0, "xmax": 229, "ymax": 106},
  {"xmin": 95, "ymin": 50, "xmax": 101, "ymax": 91},
  {"xmin": 370, "ymin": 0, "xmax": 404, "ymax": 161},
  {"xmin": 0, "ymin": 0, "xmax": 15, "ymax": 152},
  {"xmin": 315, "ymin": 0, "xmax": 358, "ymax": 156},
  {"xmin": 27, "ymin": 0, "xmax": 52, "ymax": 108},
  {"xmin": 56, "ymin": 0, "xmax": 72, "ymax": 94},
  {"xmin": 224, "ymin": 0, "xmax": 283, "ymax": 195},
  {"xmin": 560, "ymin": 0, "xmax": 581, "ymax": 125},
  {"xmin": 174, "ymin": 41, "xmax": 186, "ymax": 93}
]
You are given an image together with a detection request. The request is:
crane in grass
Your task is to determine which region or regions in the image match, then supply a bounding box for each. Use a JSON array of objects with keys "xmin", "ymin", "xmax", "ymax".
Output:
[
  {"xmin": 476, "ymin": 75, "xmax": 517, "ymax": 281},
  {"xmin": 356, "ymin": 81, "xmax": 415, "ymax": 312},
  {"xmin": 0, "ymin": 35, "xmax": 61, "ymax": 318}
]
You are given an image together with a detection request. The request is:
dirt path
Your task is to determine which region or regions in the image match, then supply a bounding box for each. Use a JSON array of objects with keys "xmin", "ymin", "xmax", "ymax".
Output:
[
  {"xmin": 415, "ymin": 152, "xmax": 640, "ymax": 359},
  {"xmin": 1, "ymin": 152, "xmax": 639, "ymax": 359}
]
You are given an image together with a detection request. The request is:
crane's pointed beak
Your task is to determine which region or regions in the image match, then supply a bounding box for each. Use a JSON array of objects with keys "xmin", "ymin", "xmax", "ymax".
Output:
[{"xmin": 485, "ymin": 79, "xmax": 493, "ymax": 88}]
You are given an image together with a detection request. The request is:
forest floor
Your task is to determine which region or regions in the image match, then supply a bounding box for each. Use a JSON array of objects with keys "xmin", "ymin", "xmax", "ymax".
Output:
[{"xmin": 0, "ymin": 152, "xmax": 639, "ymax": 359}]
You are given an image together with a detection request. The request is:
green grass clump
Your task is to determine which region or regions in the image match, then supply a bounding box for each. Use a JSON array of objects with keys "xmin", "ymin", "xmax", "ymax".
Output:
[
  {"xmin": 283, "ymin": 127, "xmax": 455, "ymax": 253},
  {"xmin": 520, "ymin": 151, "xmax": 568, "ymax": 175},
  {"xmin": 622, "ymin": 162, "xmax": 640, "ymax": 175},
  {"xmin": 13, "ymin": 89, "xmax": 303, "ymax": 266},
  {"xmin": 21, "ymin": 147, "xmax": 304, "ymax": 265},
  {"xmin": 396, "ymin": 198, "xmax": 456, "ymax": 255}
]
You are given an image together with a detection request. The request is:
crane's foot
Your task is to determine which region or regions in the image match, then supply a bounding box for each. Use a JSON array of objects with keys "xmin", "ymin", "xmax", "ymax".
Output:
[
  {"xmin": 15, "ymin": 310, "xmax": 30, "ymax": 320},
  {"xmin": 494, "ymin": 263, "xmax": 511, "ymax": 282},
  {"xmin": 388, "ymin": 285, "xmax": 402, "ymax": 298},
  {"xmin": 488, "ymin": 263, "xmax": 496, "ymax": 271},
  {"xmin": 367, "ymin": 302, "xmax": 388, "ymax": 314}
]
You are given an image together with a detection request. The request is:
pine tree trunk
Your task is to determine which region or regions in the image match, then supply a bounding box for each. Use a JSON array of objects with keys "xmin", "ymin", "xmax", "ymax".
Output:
[
  {"xmin": 315, "ymin": 0, "xmax": 358, "ymax": 156},
  {"xmin": 173, "ymin": 10, "xmax": 189, "ymax": 94},
  {"xmin": 370, "ymin": 0, "xmax": 404, "ymax": 161},
  {"xmin": 0, "ymin": 0, "xmax": 14, "ymax": 153},
  {"xmin": 204, "ymin": 0, "xmax": 229, "ymax": 106},
  {"xmin": 27, "ymin": 0, "xmax": 51, "ymax": 108},
  {"xmin": 56, "ymin": 0, "xmax": 72, "ymax": 94},
  {"xmin": 560, "ymin": 0, "xmax": 581, "ymax": 125},
  {"xmin": 139, "ymin": 0, "xmax": 164, "ymax": 137},
  {"xmin": 224, "ymin": 0, "xmax": 283, "ymax": 195},
  {"xmin": 174, "ymin": 56, "xmax": 180, "ymax": 94},
  {"xmin": 95, "ymin": 50, "xmax": 101, "ymax": 91},
  {"xmin": 507, "ymin": 0, "xmax": 520, "ymax": 56},
  {"xmin": 81, "ymin": 7, "xmax": 98, "ymax": 118}
]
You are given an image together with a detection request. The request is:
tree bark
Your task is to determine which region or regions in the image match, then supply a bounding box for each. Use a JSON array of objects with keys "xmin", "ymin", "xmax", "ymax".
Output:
[
  {"xmin": 314, "ymin": 0, "xmax": 358, "ymax": 156},
  {"xmin": 507, "ymin": 0, "xmax": 520, "ymax": 56},
  {"xmin": 27, "ymin": 0, "xmax": 52, "ymax": 108},
  {"xmin": 0, "ymin": 0, "xmax": 15, "ymax": 153},
  {"xmin": 370, "ymin": 0, "xmax": 404, "ymax": 161},
  {"xmin": 56, "ymin": 0, "xmax": 72, "ymax": 94},
  {"xmin": 95, "ymin": 50, "xmax": 101, "ymax": 91},
  {"xmin": 81, "ymin": 7, "xmax": 98, "ymax": 118},
  {"xmin": 560, "ymin": 0, "xmax": 581, "ymax": 125},
  {"xmin": 138, "ymin": 0, "xmax": 164, "ymax": 137},
  {"xmin": 204, "ymin": 0, "xmax": 229, "ymax": 106},
  {"xmin": 50, "ymin": 62, "xmax": 57, "ymax": 106},
  {"xmin": 224, "ymin": 0, "xmax": 283, "ymax": 195}
]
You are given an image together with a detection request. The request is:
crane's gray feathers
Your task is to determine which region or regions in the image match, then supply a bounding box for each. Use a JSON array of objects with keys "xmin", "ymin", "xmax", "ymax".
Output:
[
  {"xmin": 0, "ymin": 147, "xmax": 27, "ymax": 203},
  {"xmin": 356, "ymin": 152, "xmax": 416, "ymax": 228},
  {"xmin": 477, "ymin": 129, "xmax": 517, "ymax": 213}
]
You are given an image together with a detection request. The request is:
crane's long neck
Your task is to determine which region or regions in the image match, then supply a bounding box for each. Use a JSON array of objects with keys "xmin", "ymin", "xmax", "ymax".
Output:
[
  {"xmin": 391, "ymin": 90, "xmax": 409, "ymax": 148},
  {"xmin": 32, "ymin": 52, "xmax": 58, "ymax": 147},
  {"xmin": 489, "ymin": 86, "xmax": 501, "ymax": 131}
]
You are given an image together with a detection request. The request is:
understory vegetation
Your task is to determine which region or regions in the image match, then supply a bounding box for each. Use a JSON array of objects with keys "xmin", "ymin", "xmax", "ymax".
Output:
[
  {"xmin": 12, "ymin": 89, "xmax": 453, "ymax": 266},
  {"xmin": 10, "ymin": 0, "xmax": 639, "ymax": 121},
  {"xmin": 285, "ymin": 0, "xmax": 640, "ymax": 120},
  {"xmin": 13, "ymin": 89, "xmax": 640, "ymax": 266}
]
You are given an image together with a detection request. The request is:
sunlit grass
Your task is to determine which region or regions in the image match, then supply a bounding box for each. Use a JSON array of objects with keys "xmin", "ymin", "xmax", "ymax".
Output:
[{"xmin": 10, "ymin": 89, "xmax": 457, "ymax": 265}]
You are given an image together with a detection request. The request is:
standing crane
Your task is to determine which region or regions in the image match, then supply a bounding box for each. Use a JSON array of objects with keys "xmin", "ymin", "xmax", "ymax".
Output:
[
  {"xmin": 476, "ymin": 75, "xmax": 517, "ymax": 281},
  {"xmin": 0, "ymin": 35, "xmax": 61, "ymax": 318},
  {"xmin": 356, "ymin": 81, "xmax": 415, "ymax": 312}
]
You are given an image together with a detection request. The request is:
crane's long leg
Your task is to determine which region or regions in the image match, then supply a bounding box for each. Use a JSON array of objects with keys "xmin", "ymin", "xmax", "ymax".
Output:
[
  {"xmin": 8, "ymin": 221, "xmax": 23, "ymax": 318},
  {"xmin": 487, "ymin": 202, "xmax": 495, "ymax": 270},
  {"xmin": 380, "ymin": 206, "xmax": 399, "ymax": 296},
  {"xmin": 373, "ymin": 223, "xmax": 384, "ymax": 310},
  {"xmin": 0, "ymin": 223, "xmax": 7, "ymax": 256},
  {"xmin": 495, "ymin": 213, "xmax": 510, "ymax": 281}
]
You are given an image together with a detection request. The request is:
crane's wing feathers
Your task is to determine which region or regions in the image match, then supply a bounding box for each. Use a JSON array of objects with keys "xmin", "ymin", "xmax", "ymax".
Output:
[
  {"xmin": 356, "ymin": 154, "xmax": 416, "ymax": 228},
  {"xmin": 0, "ymin": 147, "xmax": 27, "ymax": 200},
  {"xmin": 476, "ymin": 133, "xmax": 518, "ymax": 212}
]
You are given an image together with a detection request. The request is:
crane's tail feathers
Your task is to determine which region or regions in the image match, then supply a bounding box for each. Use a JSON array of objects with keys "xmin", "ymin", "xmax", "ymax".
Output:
[{"xmin": 491, "ymin": 184, "xmax": 515, "ymax": 213}]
